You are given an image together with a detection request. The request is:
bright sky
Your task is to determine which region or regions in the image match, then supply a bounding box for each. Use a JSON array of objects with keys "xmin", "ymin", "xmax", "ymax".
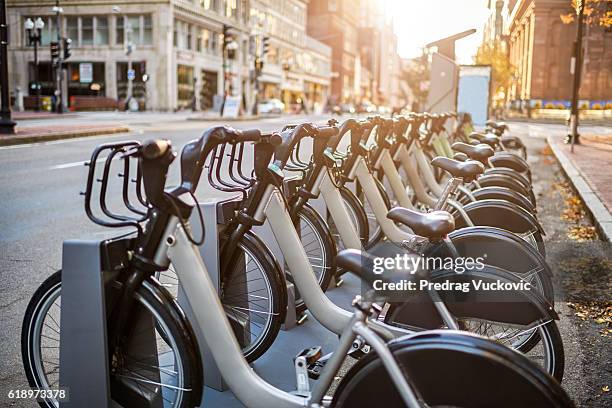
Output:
[{"xmin": 386, "ymin": 0, "xmax": 491, "ymax": 64}]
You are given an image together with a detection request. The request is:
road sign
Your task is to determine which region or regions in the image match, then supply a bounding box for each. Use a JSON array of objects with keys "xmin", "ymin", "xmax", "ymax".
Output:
[
  {"xmin": 127, "ymin": 69, "xmax": 136, "ymax": 81},
  {"xmin": 79, "ymin": 63, "xmax": 93, "ymax": 83},
  {"xmin": 222, "ymin": 96, "xmax": 241, "ymax": 118}
]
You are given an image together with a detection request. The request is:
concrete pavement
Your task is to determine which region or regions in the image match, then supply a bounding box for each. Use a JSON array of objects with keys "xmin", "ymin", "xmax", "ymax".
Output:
[{"xmin": 548, "ymin": 134, "xmax": 612, "ymax": 241}]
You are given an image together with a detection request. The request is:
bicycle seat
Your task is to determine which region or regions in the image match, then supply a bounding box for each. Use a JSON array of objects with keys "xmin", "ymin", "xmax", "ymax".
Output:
[
  {"xmin": 470, "ymin": 132, "xmax": 500, "ymax": 148},
  {"xmin": 486, "ymin": 120, "xmax": 508, "ymax": 131},
  {"xmin": 431, "ymin": 157, "xmax": 484, "ymax": 181},
  {"xmin": 452, "ymin": 142, "xmax": 494, "ymax": 163},
  {"xmin": 387, "ymin": 208, "xmax": 455, "ymax": 241},
  {"xmin": 335, "ymin": 249, "xmax": 425, "ymax": 288},
  {"xmin": 453, "ymin": 152, "xmax": 468, "ymax": 162}
]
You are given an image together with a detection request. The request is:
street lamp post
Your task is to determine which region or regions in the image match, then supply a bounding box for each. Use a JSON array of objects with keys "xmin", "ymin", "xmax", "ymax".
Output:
[
  {"xmin": 0, "ymin": 0, "xmax": 16, "ymax": 134},
  {"xmin": 52, "ymin": 2, "xmax": 64, "ymax": 114},
  {"xmin": 25, "ymin": 17, "xmax": 45, "ymax": 112},
  {"xmin": 567, "ymin": 1, "xmax": 585, "ymax": 152},
  {"xmin": 125, "ymin": 25, "xmax": 135, "ymax": 111}
]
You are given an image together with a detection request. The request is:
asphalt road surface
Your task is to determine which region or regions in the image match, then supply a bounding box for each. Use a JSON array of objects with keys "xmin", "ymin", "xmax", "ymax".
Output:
[{"xmin": 0, "ymin": 116, "xmax": 609, "ymax": 406}]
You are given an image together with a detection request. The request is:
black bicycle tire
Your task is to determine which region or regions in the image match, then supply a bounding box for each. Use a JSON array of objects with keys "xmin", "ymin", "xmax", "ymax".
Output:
[
  {"xmin": 222, "ymin": 232, "xmax": 286, "ymax": 363},
  {"xmin": 21, "ymin": 270, "xmax": 202, "ymax": 408},
  {"xmin": 292, "ymin": 204, "xmax": 336, "ymax": 313}
]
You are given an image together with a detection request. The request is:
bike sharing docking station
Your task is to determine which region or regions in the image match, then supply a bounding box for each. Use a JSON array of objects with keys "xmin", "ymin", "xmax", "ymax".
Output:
[
  {"xmin": 177, "ymin": 194, "xmax": 301, "ymax": 398},
  {"xmin": 59, "ymin": 238, "xmax": 163, "ymax": 408}
]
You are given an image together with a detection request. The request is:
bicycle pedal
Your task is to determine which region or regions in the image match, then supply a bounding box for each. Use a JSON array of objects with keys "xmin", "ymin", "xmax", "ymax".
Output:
[
  {"xmin": 294, "ymin": 346, "xmax": 323, "ymax": 366},
  {"xmin": 306, "ymin": 360, "xmax": 326, "ymax": 380}
]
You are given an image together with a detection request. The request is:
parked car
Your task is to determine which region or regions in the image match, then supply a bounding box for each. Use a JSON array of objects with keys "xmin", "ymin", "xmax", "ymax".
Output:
[{"xmin": 258, "ymin": 98, "xmax": 285, "ymax": 114}]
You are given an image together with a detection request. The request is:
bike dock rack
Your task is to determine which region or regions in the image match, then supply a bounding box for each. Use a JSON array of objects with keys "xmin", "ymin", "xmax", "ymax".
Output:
[{"xmin": 57, "ymin": 186, "xmax": 341, "ymax": 407}]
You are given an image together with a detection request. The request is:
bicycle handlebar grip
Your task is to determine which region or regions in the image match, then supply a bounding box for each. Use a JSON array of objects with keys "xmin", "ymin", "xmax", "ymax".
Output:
[
  {"xmin": 268, "ymin": 133, "xmax": 282, "ymax": 146},
  {"xmin": 316, "ymin": 126, "xmax": 338, "ymax": 139},
  {"xmin": 141, "ymin": 139, "xmax": 171, "ymax": 160},
  {"xmin": 235, "ymin": 128, "xmax": 261, "ymax": 143}
]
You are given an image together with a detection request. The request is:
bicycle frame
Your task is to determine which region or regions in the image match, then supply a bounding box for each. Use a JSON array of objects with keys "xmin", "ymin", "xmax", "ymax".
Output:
[{"xmin": 158, "ymin": 208, "xmax": 419, "ymax": 408}]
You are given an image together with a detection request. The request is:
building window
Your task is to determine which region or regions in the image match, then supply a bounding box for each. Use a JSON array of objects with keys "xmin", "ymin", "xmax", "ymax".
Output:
[
  {"xmin": 66, "ymin": 16, "xmax": 78, "ymax": 45},
  {"xmin": 81, "ymin": 17, "xmax": 94, "ymax": 45},
  {"xmin": 117, "ymin": 61, "xmax": 147, "ymax": 101},
  {"xmin": 127, "ymin": 16, "xmax": 140, "ymax": 43},
  {"xmin": 143, "ymin": 15, "xmax": 153, "ymax": 44},
  {"xmin": 201, "ymin": 0, "xmax": 217, "ymax": 10},
  {"xmin": 225, "ymin": 0, "xmax": 237, "ymax": 18},
  {"xmin": 116, "ymin": 14, "xmax": 153, "ymax": 45},
  {"xmin": 116, "ymin": 16, "xmax": 125, "ymax": 44},
  {"xmin": 187, "ymin": 24, "xmax": 193, "ymax": 50},
  {"xmin": 177, "ymin": 64, "xmax": 195, "ymax": 109},
  {"xmin": 66, "ymin": 62, "xmax": 106, "ymax": 97},
  {"xmin": 95, "ymin": 17, "xmax": 109, "ymax": 45}
]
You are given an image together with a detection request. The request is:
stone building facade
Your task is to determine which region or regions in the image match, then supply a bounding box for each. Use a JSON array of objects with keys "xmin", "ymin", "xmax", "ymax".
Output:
[
  {"xmin": 506, "ymin": 0, "xmax": 611, "ymax": 106},
  {"xmin": 7, "ymin": 0, "xmax": 331, "ymax": 112}
]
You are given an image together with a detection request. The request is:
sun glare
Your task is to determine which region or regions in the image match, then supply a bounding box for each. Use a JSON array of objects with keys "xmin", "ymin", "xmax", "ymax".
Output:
[{"xmin": 385, "ymin": 0, "xmax": 490, "ymax": 63}]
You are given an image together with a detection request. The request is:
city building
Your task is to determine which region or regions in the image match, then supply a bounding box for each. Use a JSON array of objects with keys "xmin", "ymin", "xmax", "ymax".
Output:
[
  {"xmin": 250, "ymin": 0, "xmax": 331, "ymax": 113},
  {"xmin": 503, "ymin": 0, "xmax": 611, "ymax": 108},
  {"xmin": 307, "ymin": 0, "xmax": 404, "ymax": 109},
  {"xmin": 307, "ymin": 0, "xmax": 359, "ymax": 105},
  {"xmin": 7, "ymin": 0, "xmax": 331, "ymax": 112}
]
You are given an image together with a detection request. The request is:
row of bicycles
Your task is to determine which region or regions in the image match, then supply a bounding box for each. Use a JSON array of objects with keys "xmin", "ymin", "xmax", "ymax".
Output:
[{"xmin": 21, "ymin": 112, "xmax": 574, "ymax": 407}]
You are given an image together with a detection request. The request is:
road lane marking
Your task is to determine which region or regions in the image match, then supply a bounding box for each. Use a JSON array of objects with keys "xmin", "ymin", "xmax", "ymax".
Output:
[
  {"xmin": 0, "ymin": 132, "xmax": 139, "ymax": 150},
  {"xmin": 50, "ymin": 157, "xmax": 107, "ymax": 170}
]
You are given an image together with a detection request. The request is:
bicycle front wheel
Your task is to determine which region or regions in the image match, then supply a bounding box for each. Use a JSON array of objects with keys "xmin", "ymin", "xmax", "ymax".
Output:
[{"xmin": 22, "ymin": 271, "xmax": 202, "ymax": 408}]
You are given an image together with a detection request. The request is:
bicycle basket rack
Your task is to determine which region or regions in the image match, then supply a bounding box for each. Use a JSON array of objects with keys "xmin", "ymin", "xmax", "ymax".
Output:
[{"xmin": 82, "ymin": 140, "xmax": 149, "ymax": 234}]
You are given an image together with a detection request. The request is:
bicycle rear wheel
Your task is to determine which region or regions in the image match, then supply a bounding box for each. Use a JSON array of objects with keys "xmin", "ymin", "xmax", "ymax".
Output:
[
  {"xmin": 158, "ymin": 232, "xmax": 285, "ymax": 363},
  {"xmin": 333, "ymin": 331, "xmax": 573, "ymax": 407},
  {"xmin": 22, "ymin": 271, "xmax": 202, "ymax": 408},
  {"xmin": 288, "ymin": 204, "xmax": 336, "ymax": 313}
]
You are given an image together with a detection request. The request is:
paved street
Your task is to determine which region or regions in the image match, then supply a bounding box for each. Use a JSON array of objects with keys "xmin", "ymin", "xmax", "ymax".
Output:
[{"xmin": 0, "ymin": 117, "xmax": 610, "ymax": 406}]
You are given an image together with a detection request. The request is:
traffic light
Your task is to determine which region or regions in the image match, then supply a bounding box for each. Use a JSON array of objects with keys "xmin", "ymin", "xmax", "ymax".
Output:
[
  {"xmin": 63, "ymin": 38, "xmax": 72, "ymax": 60},
  {"xmin": 50, "ymin": 41, "xmax": 60, "ymax": 61},
  {"xmin": 262, "ymin": 36, "xmax": 270, "ymax": 55},
  {"xmin": 222, "ymin": 24, "xmax": 231, "ymax": 48},
  {"xmin": 254, "ymin": 57, "xmax": 264, "ymax": 72}
]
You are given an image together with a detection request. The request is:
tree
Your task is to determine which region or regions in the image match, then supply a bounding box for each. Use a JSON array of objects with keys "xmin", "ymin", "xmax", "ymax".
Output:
[
  {"xmin": 560, "ymin": 0, "xmax": 612, "ymax": 27},
  {"xmin": 474, "ymin": 40, "xmax": 515, "ymax": 106},
  {"xmin": 401, "ymin": 51, "xmax": 429, "ymax": 111}
]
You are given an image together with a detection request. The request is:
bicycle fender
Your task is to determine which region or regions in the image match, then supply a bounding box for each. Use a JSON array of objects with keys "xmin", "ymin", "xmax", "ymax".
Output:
[
  {"xmin": 333, "ymin": 330, "xmax": 572, "ymax": 408},
  {"xmin": 455, "ymin": 198, "xmax": 544, "ymax": 236},
  {"xmin": 490, "ymin": 152, "xmax": 532, "ymax": 181},
  {"xmin": 483, "ymin": 167, "xmax": 531, "ymax": 190},
  {"xmin": 476, "ymin": 174, "xmax": 535, "ymax": 204},
  {"xmin": 466, "ymin": 186, "xmax": 535, "ymax": 214},
  {"xmin": 445, "ymin": 226, "xmax": 552, "ymax": 277}
]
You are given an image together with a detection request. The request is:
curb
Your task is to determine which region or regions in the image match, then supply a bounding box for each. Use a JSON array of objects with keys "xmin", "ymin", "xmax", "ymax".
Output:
[
  {"xmin": 0, "ymin": 127, "xmax": 130, "ymax": 147},
  {"xmin": 547, "ymin": 136, "xmax": 612, "ymax": 242},
  {"xmin": 186, "ymin": 114, "xmax": 281, "ymax": 121}
]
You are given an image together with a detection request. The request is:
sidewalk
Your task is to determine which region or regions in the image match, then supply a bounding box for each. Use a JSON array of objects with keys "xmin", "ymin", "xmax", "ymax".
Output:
[
  {"xmin": 11, "ymin": 111, "xmax": 79, "ymax": 121},
  {"xmin": 547, "ymin": 134, "xmax": 612, "ymax": 241},
  {"xmin": 0, "ymin": 123, "xmax": 130, "ymax": 146}
]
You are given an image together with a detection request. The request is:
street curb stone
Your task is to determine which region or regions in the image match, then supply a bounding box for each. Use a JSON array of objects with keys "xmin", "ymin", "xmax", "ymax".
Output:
[
  {"xmin": 0, "ymin": 127, "xmax": 130, "ymax": 147},
  {"xmin": 547, "ymin": 135, "xmax": 612, "ymax": 242}
]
